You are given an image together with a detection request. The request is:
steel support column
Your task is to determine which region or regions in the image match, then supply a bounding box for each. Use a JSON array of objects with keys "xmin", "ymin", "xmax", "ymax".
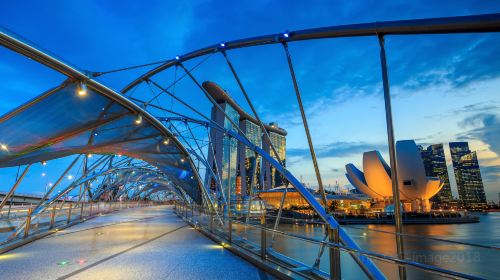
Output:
[
  {"xmin": 221, "ymin": 51, "xmax": 284, "ymax": 166},
  {"xmin": 0, "ymin": 164, "xmax": 31, "ymax": 210},
  {"xmin": 378, "ymin": 34, "xmax": 406, "ymax": 280},
  {"xmin": 329, "ymin": 227, "xmax": 341, "ymax": 280},
  {"xmin": 282, "ymin": 42, "xmax": 328, "ymax": 207}
]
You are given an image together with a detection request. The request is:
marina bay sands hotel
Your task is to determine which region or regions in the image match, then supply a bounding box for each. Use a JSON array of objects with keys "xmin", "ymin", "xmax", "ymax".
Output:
[{"xmin": 204, "ymin": 81, "xmax": 287, "ymax": 201}]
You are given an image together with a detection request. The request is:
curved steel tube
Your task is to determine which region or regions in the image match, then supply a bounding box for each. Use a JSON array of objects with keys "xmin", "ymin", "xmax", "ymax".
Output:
[
  {"xmin": 162, "ymin": 116, "xmax": 385, "ymax": 279},
  {"xmin": 122, "ymin": 13, "xmax": 500, "ymax": 93},
  {"xmin": 0, "ymin": 26, "xmax": 206, "ymax": 205}
]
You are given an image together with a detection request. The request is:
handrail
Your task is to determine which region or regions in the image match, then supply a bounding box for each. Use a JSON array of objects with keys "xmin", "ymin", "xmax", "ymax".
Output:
[
  {"xmin": 260, "ymin": 213, "xmax": 499, "ymax": 251},
  {"xmin": 181, "ymin": 204, "xmax": 487, "ymax": 280},
  {"xmin": 162, "ymin": 116, "xmax": 385, "ymax": 279}
]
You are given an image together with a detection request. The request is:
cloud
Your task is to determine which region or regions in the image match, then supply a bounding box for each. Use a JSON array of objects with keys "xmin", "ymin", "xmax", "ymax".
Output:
[
  {"xmin": 481, "ymin": 165, "xmax": 500, "ymax": 183},
  {"xmin": 288, "ymin": 141, "xmax": 386, "ymax": 160},
  {"xmin": 454, "ymin": 102, "xmax": 500, "ymax": 115},
  {"xmin": 392, "ymin": 35, "xmax": 500, "ymax": 94},
  {"xmin": 458, "ymin": 113, "xmax": 500, "ymax": 156}
]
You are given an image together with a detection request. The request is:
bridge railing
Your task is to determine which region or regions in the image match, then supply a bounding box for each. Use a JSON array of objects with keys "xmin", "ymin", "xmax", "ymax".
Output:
[
  {"xmin": 0, "ymin": 200, "xmax": 156, "ymax": 254},
  {"xmin": 175, "ymin": 201, "xmax": 489, "ymax": 280}
]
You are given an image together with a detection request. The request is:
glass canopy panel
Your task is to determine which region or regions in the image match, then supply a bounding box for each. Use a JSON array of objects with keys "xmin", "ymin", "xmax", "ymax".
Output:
[{"xmin": 0, "ymin": 83, "xmax": 201, "ymax": 203}]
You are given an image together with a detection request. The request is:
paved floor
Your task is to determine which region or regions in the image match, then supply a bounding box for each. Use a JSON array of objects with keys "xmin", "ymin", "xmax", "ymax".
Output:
[{"xmin": 0, "ymin": 206, "xmax": 272, "ymax": 280}]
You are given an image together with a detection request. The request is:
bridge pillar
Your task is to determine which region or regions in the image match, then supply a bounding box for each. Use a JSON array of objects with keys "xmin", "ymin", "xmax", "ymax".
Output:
[
  {"xmin": 209, "ymin": 208, "xmax": 214, "ymax": 233},
  {"xmin": 328, "ymin": 227, "xmax": 341, "ymax": 280},
  {"xmin": 67, "ymin": 203, "xmax": 72, "ymax": 224},
  {"xmin": 191, "ymin": 203, "xmax": 194, "ymax": 221},
  {"xmin": 260, "ymin": 212, "xmax": 266, "ymax": 259},
  {"xmin": 228, "ymin": 208, "xmax": 232, "ymax": 243},
  {"xmin": 80, "ymin": 201, "xmax": 84, "ymax": 219},
  {"xmin": 23, "ymin": 207, "xmax": 33, "ymax": 238},
  {"xmin": 49, "ymin": 205, "xmax": 56, "ymax": 229}
]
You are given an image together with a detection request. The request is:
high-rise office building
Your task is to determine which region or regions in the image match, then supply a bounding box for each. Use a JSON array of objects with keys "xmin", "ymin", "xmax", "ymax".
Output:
[
  {"xmin": 262, "ymin": 123, "xmax": 287, "ymax": 189},
  {"xmin": 239, "ymin": 119, "xmax": 262, "ymax": 195},
  {"xmin": 207, "ymin": 101, "xmax": 239, "ymax": 202},
  {"xmin": 419, "ymin": 144, "xmax": 453, "ymax": 202},
  {"xmin": 449, "ymin": 142, "xmax": 487, "ymax": 205},
  {"xmin": 204, "ymin": 81, "xmax": 287, "ymax": 198}
]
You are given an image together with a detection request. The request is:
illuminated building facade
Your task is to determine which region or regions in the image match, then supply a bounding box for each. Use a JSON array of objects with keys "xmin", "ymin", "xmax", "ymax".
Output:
[
  {"xmin": 204, "ymin": 81, "xmax": 287, "ymax": 197},
  {"xmin": 239, "ymin": 119, "xmax": 262, "ymax": 195},
  {"xmin": 449, "ymin": 142, "xmax": 487, "ymax": 206},
  {"xmin": 262, "ymin": 124, "xmax": 287, "ymax": 189},
  {"xmin": 346, "ymin": 140, "xmax": 443, "ymax": 212},
  {"xmin": 420, "ymin": 144, "xmax": 453, "ymax": 202},
  {"xmin": 207, "ymin": 102, "xmax": 239, "ymax": 202}
]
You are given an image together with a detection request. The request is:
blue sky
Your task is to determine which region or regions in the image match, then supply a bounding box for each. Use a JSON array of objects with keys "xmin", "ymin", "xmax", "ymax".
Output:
[{"xmin": 1, "ymin": 1, "xmax": 499, "ymax": 202}]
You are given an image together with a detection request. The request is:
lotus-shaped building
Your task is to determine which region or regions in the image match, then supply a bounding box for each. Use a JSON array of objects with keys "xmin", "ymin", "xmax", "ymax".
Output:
[{"xmin": 346, "ymin": 140, "xmax": 443, "ymax": 212}]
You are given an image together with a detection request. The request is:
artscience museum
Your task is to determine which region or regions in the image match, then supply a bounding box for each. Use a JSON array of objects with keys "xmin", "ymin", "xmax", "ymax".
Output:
[{"xmin": 346, "ymin": 140, "xmax": 443, "ymax": 212}]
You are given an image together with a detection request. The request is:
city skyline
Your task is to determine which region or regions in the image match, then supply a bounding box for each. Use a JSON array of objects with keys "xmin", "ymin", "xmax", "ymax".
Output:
[
  {"xmin": 0, "ymin": 1, "xmax": 499, "ymax": 203},
  {"xmin": 205, "ymin": 81, "xmax": 287, "ymax": 199},
  {"xmin": 0, "ymin": 4, "xmax": 498, "ymax": 279}
]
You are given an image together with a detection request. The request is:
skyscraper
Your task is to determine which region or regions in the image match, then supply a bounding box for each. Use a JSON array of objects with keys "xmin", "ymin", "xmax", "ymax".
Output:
[
  {"xmin": 239, "ymin": 119, "xmax": 262, "ymax": 195},
  {"xmin": 207, "ymin": 101, "xmax": 239, "ymax": 202},
  {"xmin": 449, "ymin": 142, "xmax": 487, "ymax": 205},
  {"xmin": 204, "ymin": 81, "xmax": 287, "ymax": 198},
  {"xmin": 419, "ymin": 144, "xmax": 453, "ymax": 202},
  {"xmin": 262, "ymin": 123, "xmax": 287, "ymax": 189}
]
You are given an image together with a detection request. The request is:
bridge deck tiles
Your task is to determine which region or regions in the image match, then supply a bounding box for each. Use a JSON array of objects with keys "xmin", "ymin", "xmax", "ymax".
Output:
[{"xmin": 0, "ymin": 206, "xmax": 272, "ymax": 280}]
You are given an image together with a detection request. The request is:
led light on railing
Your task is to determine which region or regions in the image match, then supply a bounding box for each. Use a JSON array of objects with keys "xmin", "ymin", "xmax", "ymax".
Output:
[
  {"xmin": 77, "ymin": 81, "xmax": 87, "ymax": 96},
  {"xmin": 87, "ymin": 154, "xmax": 92, "ymax": 158},
  {"xmin": 220, "ymin": 42, "xmax": 226, "ymax": 47},
  {"xmin": 163, "ymin": 138, "xmax": 170, "ymax": 145},
  {"xmin": 67, "ymin": 175, "xmax": 74, "ymax": 180},
  {"xmin": 283, "ymin": 32, "xmax": 289, "ymax": 38},
  {"xmin": 175, "ymin": 55, "xmax": 180, "ymax": 60},
  {"xmin": 42, "ymin": 161, "xmax": 47, "ymax": 166}
]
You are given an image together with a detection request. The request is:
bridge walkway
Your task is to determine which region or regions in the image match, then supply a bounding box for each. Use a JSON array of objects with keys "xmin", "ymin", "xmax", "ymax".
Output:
[{"xmin": 0, "ymin": 205, "xmax": 273, "ymax": 280}]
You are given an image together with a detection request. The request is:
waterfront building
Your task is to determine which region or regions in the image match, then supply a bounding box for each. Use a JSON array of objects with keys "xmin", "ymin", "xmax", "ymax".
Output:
[
  {"xmin": 449, "ymin": 142, "xmax": 487, "ymax": 206},
  {"xmin": 420, "ymin": 144, "xmax": 453, "ymax": 202},
  {"xmin": 257, "ymin": 186, "xmax": 370, "ymax": 213},
  {"xmin": 203, "ymin": 81, "xmax": 287, "ymax": 197},
  {"xmin": 207, "ymin": 98, "xmax": 240, "ymax": 202},
  {"xmin": 345, "ymin": 140, "xmax": 443, "ymax": 212},
  {"xmin": 239, "ymin": 119, "xmax": 262, "ymax": 194},
  {"xmin": 262, "ymin": 122, "xmax": 287, "ymax": 189}
]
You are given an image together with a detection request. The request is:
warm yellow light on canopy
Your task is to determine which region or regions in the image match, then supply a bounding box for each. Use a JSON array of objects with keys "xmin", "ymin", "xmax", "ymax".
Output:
[
  {"xmin": 77, "ymin": 81, "xmax": 87, "ymax": 96},
  {"xmin": 135, "ymin": 115, "xmax": 143, "ymax": 124}
]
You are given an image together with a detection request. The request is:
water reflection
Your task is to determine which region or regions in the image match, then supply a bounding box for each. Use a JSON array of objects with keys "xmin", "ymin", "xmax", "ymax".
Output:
[{"xmin": 233, "ymin": 213, "xmax": 499, "ymax": 279}]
